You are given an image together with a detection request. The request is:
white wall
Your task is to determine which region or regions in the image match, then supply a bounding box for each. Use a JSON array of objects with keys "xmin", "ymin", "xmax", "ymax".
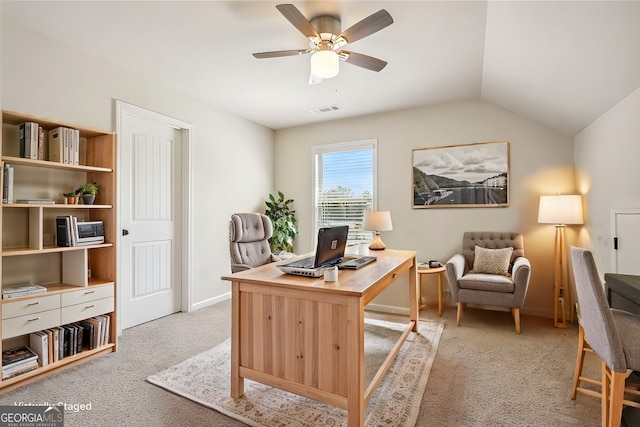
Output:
[
  {"xmin": 0, "ymin": 21, "xmax": 275, "ymax": 309},
  {"xmin": 275, "ymin": 99, "xmax": 575, "ymax": 318},
  {"xmin": 574, "ymin": 88, "xmax": 640, "ymax": 272}
]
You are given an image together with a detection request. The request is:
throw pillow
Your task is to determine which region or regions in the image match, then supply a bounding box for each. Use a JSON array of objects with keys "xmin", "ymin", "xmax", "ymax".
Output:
[{"xmin": 471, "ymin": 246, "xmax": 513, "ymax": 275}]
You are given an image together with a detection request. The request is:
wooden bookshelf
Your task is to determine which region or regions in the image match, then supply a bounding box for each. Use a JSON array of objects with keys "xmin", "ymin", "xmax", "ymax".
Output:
[{"xmin": 0, "ymin": 110, "xmax": 117, "ymax": 389}]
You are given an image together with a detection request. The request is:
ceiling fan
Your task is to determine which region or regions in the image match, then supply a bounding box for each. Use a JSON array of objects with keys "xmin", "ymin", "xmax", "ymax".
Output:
[{"xmin": 252, "ymin": 4, "xmax": 393, "ymax": 84}]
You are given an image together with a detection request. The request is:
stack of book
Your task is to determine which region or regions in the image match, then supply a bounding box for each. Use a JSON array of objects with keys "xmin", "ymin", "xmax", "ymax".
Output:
[
  {"xmin": 2, "ymin": 346, "xmax": 38, "ymax": 380},
  {"xmin": 19, "ymin": 122, "xmax": 45, "ymax": 161},
  {"xmin": 48, "ymin": 126, "xmax": 79, "ymax": 165},
  {"xmin": 2, "ymin": 284, "xmax": 47, "ymax": 299}
]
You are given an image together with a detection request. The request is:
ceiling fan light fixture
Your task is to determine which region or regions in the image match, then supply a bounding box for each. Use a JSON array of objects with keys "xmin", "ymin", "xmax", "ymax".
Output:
[{"xmin": 311, "ymin": 49, "xmax": 339, "ymax": 79}]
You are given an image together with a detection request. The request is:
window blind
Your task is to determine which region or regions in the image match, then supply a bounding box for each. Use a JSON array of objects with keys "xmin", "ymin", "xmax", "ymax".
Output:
[{"xmin": 312, "ymin": 140, "xmax": 376, "ymax": 243}]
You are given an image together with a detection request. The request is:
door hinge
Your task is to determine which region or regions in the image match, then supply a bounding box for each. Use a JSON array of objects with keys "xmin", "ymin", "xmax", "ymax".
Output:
[{"xmin": 614, "ymin": 237, "xmax": 618, "ymax": 250}]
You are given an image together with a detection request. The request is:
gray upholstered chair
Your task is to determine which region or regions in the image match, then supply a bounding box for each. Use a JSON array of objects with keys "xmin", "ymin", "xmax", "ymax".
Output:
[
  {"xmin": 229, "ymin": 213, "xmax": 278, "ymax": 273},
  {"xmin": 570, "ymin": 247, "xmax": 640, "ymax": 427},
  {"xmin": 445, "ymin": 231, "xmax": 531, "ymax": 334}
]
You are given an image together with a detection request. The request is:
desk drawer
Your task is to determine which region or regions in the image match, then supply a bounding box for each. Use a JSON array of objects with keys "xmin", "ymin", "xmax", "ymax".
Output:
[
  {"xmin": 61, "ymin": 297, "xmax": 114, "ymax": 324},
  {"xmin": 2, "ymin": 295, "xmax": 60, "ymax": 320},
  {"xmin": 61, "ymin": 284, "xmax": 114, "ymax": 307},
  {"xmin": 3, "ymin": 309, "xmax": 60, "ymax": 339}
]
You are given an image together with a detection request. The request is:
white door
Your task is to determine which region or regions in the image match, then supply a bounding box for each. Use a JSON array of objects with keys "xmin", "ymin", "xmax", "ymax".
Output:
[
  {"xmin": 118, "ymin": 104, "xmax": 185, "ymax": 329},
  {"xmin": 612, "ymin": 209, "xmax": 640, "ymax": 274}
]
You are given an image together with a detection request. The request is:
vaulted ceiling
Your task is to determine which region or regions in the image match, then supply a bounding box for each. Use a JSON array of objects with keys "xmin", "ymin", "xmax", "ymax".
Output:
[{"xmin": 2, "ymin": 1, "xmax": 639, "ymax": 134}]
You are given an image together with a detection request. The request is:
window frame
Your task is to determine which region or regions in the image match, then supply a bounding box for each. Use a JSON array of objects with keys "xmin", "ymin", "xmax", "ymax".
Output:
[{"xmin": 311, "ymin": 139, "xmax": 378, "ymax": 245}]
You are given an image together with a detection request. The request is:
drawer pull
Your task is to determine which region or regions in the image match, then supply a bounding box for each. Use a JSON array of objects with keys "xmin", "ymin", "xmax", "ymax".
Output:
[
  {"xmin": 27, "ymin": 317, "xmax": 41, "ymax": 322},
  {"xmin": 85, "ymin": 304, "xmax": 96, "ymax": 309},
  {"xmin": 84, "ymin": 291, "xmax": 96, "ymax": 295},
  {"xmin": 27, "ymin": 301, "xmax": 41, "ymax": 306}
]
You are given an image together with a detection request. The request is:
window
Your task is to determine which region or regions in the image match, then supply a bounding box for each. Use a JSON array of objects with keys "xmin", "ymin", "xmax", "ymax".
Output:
[{"xmin": 312, "ymin": 140, "xmax": 377, "ymax": 243}]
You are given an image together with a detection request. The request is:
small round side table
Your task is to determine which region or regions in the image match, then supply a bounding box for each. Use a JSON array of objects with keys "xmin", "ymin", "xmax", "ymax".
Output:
[{"xmin": 418, "ymin": 265, "xmax": 446, "ymax": 316}]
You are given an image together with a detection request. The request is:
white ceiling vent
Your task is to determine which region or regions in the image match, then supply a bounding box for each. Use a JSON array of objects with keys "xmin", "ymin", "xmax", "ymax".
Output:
[{"xmin": 310, "ymin": 105, "xmax": 341, "ymax": 114}]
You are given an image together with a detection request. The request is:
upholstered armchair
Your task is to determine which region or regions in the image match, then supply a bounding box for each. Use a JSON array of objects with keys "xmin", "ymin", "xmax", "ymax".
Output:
[
  {"xmin": 445, "ymin": 231, "xmax": 531, "ymax": 334},
  {"xmin": 229, "ymin": 213, "xmax": 280, "ymax": 273}
]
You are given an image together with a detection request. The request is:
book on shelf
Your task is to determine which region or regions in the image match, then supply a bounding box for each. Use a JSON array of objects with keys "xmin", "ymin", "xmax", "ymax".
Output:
[
  {"xmin": 2, "ymin": 284, "xmax": 47, "ymax": 299},
  {"xmin": 38, "ymin": 126, "xmax": 46, "ymax": 160},
  {"xmin": 2, "ymin": 346, "xmax": 38, "ymax": 367},
  {"xmin": 2, "ymin": 163, "xmax": 14, "ymax": 204},
  {"xmin": 19, "ymin": 122, "xmax": 38, "ymax": 160},
  {"xmin": 2, "ymin": 346, "xmax": 39, "ymax": 378},
  {"xmin": 48, "ymin": 126, "xmax": 79, "ymax": 165},
  {"xmin": 80, "ymin": 320, "xmax": 95, "ymax": 350},
  {"xmin": 29, "ymin": 331, "xmax": 49, "ymax": 367},
  {"xmin": 43, "ymin": 329, "xmax": 54, "ymax": 366},
  {"xmin": 16, "ymin": 199, "xmax": 55, "ymax": 205},
  {"xmin": 49, "ymin": 127, "xmax": 63, "ymax": 163},
  {"xmin": 56, "ymin": 216, "xmax": 74, "ymax": 247}
]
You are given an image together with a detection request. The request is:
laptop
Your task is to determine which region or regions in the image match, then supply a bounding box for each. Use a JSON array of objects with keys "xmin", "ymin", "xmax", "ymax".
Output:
[{"xmin": 277, "ymin": 225, "xmax": 349, "ymax": 278}]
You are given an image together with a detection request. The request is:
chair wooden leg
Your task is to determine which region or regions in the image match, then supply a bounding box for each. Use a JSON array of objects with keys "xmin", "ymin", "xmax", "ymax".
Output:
[
  {"xmin": 609, "ymin": 370, "xmax": 626, "ymax": 427},
  {"xmin": 571, "ymin": 324, "xmax": 587, "ymax": 400},
  {"xmin": 456, "ymin": 302, "xmax": 463, "ymax": 326},
  {"xmin": 512, "ymin": 307, "xmax": 521, "ymax": 334},
  {"xmin": 602, "ymin": 361, "xmax": 610, "ymax": 427}
]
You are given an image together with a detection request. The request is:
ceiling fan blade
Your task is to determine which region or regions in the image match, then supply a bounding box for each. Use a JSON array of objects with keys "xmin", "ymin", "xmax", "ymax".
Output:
[
  {"xmin": 253, "ymin": 49, "xmax": 310, "ymax": 59},
  {"xmin": 341, "ymin": 51, "xmax": 388, "ymax": 72},
  {"xmin": 338, "ymin": 9, "xmax": 393, "ymax": 44},
  {"xmin": 276, "ymin": 4, "xmax": 319, "ymax": 38}
]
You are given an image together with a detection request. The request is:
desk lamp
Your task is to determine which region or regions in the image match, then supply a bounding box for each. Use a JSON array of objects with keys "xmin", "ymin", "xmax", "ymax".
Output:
[{"xmin": 363, "ymin": 211, "xmax": 393, "ymax": 250}]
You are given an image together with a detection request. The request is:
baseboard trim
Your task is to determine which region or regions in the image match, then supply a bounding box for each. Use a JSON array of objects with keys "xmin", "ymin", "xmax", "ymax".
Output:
[{"xmin": 191, "ymin": 292, "xmax": 230, "ymax": 312}]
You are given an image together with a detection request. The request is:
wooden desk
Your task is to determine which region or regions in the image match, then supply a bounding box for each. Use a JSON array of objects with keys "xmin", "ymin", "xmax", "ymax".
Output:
[
  {"xmin": 418, "ymin": 265, "xmax": 446, "ymax": 316},
  {"xmin": 604, "ymin": 273, "xmax": 640, "ymax": 315},
  {"xmin": 221, "ymin": 249, "xmax": 418, "ymax": 427}
]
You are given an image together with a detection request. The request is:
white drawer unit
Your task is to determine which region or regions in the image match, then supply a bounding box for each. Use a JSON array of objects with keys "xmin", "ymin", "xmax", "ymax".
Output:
[
  {"xmin": 61, "ymin": 297, "xmax": 114, "ymax": 325},
  {"xmin": 2, "ymin": 308, "xmax": 61, "ymax": 339},
  {"xmin": 2, "ymin": 294, "xmax": 61, "ymax": 320},
  {"xmin": 61, "ymin": 284, "xmax": 114, "ymax": 307}
]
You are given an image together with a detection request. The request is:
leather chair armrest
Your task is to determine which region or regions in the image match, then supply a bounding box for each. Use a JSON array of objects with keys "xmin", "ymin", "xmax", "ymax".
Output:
[
  {"xmin": 445, "ymin": 254, "xmax": 466, "ymax": 301},
  {"xmin": 511, "ymin": 256, "xmax": 531, "ymax": 305}
]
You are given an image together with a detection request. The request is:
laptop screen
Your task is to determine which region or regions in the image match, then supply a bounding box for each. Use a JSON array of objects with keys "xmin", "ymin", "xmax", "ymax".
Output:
[{"xmin": 313, "ymin": 225, "xmax": 349, "ymax": 268}]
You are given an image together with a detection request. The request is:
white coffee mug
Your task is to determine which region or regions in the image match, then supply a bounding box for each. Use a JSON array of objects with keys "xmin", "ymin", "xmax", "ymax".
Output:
[{"xmin": 324, "ymin": 266, "xmax": 338, "ymax": 282}]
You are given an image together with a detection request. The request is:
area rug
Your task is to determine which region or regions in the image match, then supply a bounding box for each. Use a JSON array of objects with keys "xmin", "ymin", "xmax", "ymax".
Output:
[{"xmin": 147, "ymin": 318, "xmax": 443, "ymax": 427}]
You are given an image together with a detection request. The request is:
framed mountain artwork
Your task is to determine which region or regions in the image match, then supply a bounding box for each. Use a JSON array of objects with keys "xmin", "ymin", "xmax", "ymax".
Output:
[{"xmin": 412, "ymin": 141, "xmax": 510, "ymax": 208}]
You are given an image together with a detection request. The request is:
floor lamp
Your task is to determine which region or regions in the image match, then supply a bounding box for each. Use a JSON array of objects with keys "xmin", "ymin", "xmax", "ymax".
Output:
[{"xmin": 538, "ymin": 195, "xmax": 584, "ymax": 328}]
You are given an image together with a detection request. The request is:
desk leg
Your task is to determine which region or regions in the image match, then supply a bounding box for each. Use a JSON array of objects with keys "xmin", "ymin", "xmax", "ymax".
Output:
[
  {"xmin": 346, "ymin": 297, "xmax": 365, "ymax": 427},
  {"xmin": 230, "ymin": 281, "xmax": 244, "ymax": 398},
  {"xmin": 437, "ymin": 272, "xmax": 443, "ymax": 317},
  {"xmin": 409, "ymin": 257, "xmax": 419, "ymax": 332}
]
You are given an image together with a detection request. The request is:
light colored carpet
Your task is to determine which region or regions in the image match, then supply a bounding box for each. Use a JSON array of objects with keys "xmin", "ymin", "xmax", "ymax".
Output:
[
  {"xmin": 0, "ymin": 300, "xmax": 603, "ymax": 426},
  {"xmin": 147, "ymin": 319, "xmax": 443, "ymax": 427}
]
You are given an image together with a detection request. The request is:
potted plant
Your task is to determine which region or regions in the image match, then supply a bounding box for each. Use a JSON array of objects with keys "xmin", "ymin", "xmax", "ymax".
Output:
[
  {"xmin": 264, "ymin": 191, "xmax": 298, "ymax": 253},
  {"xmin": 63, "ymin": 191, "xmax": 79, "ymax": 205},
  {"xmin": 77, "ymin": 182, "xmax": 99, "ymax": 205}
]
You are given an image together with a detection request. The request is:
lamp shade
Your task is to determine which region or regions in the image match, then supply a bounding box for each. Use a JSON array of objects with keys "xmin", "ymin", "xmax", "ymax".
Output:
[
  {"xmin": 363, "ymin": 211, "xmax": 393, "ymax": 232},
  {"xmin": 537, "ymin": 195, "xmax": 584, "ymax": 225},
  {"xmin": 310, "ymin": 50, "xmax": 339, "ymax": 79}
]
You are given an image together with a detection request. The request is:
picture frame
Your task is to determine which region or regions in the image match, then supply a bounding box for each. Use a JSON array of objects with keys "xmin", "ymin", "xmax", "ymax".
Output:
[{"xmin": 412, "ymin": 141, "xmax": 510, "ymax": 208}]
